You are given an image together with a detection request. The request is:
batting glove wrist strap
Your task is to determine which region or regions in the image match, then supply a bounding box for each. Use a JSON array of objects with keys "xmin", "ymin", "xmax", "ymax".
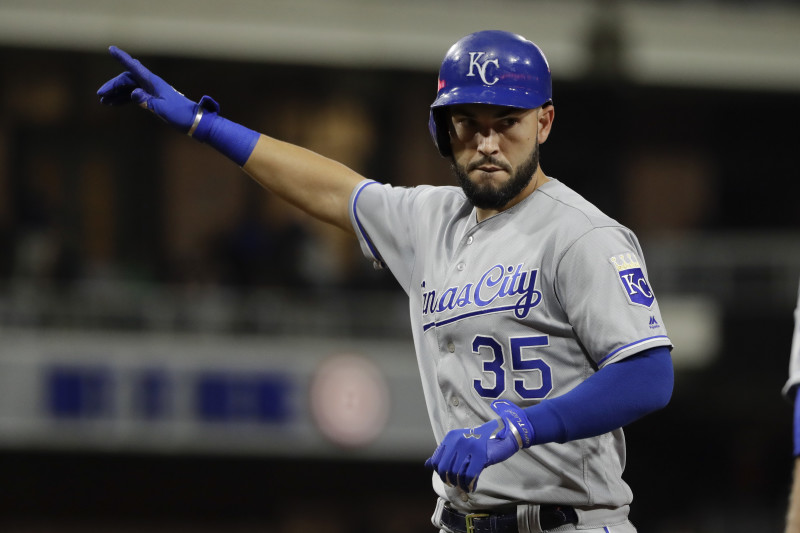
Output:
[
  {"xmin": 187, "ymin": 95, "xmax": 218, "ymax": 138},
  {"xmin": 190, "ymin": 96, "xmax": 260, "ymax": 167},
  {"xmin": 491, "ymin": 400, "xmax": 534, "ymax": 448}
]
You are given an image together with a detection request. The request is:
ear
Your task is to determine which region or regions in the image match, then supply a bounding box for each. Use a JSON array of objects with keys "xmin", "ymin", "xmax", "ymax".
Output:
[{"xmin": 537, "ymin": 105, "xmax": 555, "ymax": 144}]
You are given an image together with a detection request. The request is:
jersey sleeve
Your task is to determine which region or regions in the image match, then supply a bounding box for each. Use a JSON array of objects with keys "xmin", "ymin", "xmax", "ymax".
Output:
[
  {"xmin": 554, "ymin": 225, "xmax": 672, "ymax": 368},
  {"xmin": 348, "ymin": 180, "xmax": 425, "ymax": 293},
  {"xmin": 783, "ymin": 280, "xmax": 800, "ymax": 400}
]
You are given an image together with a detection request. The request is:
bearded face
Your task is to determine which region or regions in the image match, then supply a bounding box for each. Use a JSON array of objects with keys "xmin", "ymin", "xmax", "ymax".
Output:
[{"xmin": 451, "ymin": 142, "xmax": 540, "ymax": 210}]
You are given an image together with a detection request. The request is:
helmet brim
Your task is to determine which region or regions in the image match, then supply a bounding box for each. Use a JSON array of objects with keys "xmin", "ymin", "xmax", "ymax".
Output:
[{"xmin": 431, "ymin": 84, "xmax": 550, "ymax": 111}]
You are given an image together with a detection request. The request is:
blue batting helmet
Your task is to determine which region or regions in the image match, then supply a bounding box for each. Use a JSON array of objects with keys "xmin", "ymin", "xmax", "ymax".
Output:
[{"xmin": 429, "ymin": 30, "xmax": 552, "ymax": 157}]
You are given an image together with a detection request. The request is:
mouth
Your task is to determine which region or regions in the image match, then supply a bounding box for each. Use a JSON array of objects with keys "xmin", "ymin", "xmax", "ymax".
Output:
[
  {"xmin": 470, "ymin": 166, "xmax": 510, "ymax": 182},
  {"xmin": 468, "ymin": 157, "xmax": 510, "ymax": 175}
]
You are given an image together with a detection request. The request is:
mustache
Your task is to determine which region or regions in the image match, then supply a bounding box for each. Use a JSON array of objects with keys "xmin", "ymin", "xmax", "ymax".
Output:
[{"xmin": 467, "ymin": 156, "xmax": 511, "ymax": 173}]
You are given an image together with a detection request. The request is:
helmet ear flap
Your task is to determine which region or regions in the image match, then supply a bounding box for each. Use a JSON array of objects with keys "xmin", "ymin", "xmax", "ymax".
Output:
[{"xmin": 428, "ymin": 107, "xmax": 452, "ymax": 158}]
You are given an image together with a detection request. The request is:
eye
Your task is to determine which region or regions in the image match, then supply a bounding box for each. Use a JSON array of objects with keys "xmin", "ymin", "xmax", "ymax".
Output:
[{"xmin": 454, "ymin": 116, "xmax": 475, "ymax": 127}]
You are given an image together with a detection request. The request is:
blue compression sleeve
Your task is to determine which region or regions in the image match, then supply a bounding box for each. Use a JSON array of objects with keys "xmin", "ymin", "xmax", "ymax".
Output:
[
  {"xmin": 794, "ymin": 392, "xmax": 800, "ymax": 456},
  {"xmin": 525, "ymin": 346, "xmax": 673, "ymax": 444},
  {"xmin": 195, "ymin": 114, "xmax": 260, "ymax": 167},
  {"xmin": 190, "ymin": 96, "xmax": 260, "ymax": 167}
]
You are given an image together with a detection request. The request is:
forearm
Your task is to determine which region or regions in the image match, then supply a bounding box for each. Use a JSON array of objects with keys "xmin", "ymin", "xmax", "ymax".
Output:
[
  {"xmin": 242, "ymin": 135, "xmax": 364, "ymax": 234},
  {"xmin": 525, "ymin": 346, "xmax": 674, "ymax": 444},
  {"xmin": 788, "ymin": 460, "xmax": 800, "ymax": 533}
]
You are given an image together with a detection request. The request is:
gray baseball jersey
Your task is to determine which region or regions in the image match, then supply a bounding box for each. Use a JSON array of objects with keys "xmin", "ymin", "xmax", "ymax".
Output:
[
  {"xmin": 349, "ymin": 177, "xmax": 672, "ymax": 513},
  {"xmin": 783, "ymin": 279, "xmax": 800, "ymax": 399}
]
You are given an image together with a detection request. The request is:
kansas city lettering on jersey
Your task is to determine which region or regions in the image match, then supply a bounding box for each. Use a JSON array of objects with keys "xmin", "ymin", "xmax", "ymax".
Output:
[{"xmin": 421, "ymin": 263, "xmax": 542, "ymax": 331}]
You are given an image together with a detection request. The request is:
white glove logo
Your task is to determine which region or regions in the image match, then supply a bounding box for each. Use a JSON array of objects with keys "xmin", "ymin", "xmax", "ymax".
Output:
[{"xmin": 463, "ymin": 427, "xmax": 482, "ymax": 439}]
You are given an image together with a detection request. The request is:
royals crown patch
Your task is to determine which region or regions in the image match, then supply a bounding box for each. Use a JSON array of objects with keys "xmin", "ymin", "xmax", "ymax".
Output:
[{"xmin": 610, "ymin": 253, "xmax": 654, "ymax": 308}]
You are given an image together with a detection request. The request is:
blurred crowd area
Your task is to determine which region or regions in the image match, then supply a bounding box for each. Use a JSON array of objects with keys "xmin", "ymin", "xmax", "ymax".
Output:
[
  {"xmin": 0, "ymin": 48, "xmax": 414, "ymax": 301},
  {"xmin": 0, "ymin": 47, "xmax": 440, "ymax": 334},
  {"xmin": 1, "ymin": 45, "xmax": 799, "ymax": 333},
  {"xmin": 1, "ymin": 41, "xmax": 800, "ymax": 533}
]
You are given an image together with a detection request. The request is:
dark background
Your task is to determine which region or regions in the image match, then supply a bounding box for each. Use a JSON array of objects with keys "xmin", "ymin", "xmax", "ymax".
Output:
[{"xmin": 0, "ymin": 22, "xmax": 798, "ymax": 533}]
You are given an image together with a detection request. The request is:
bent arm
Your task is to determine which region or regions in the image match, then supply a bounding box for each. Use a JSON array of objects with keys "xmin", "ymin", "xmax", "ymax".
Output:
[
  {"xmin": 423, "ymin": 346, "xmax": 672, "ymax": 493},
  {"xmin": 242, "ymin": 135, "xmax": 364, "ymax": 234},
  {"xmin": 526, "ymin": 346, "xmax": 673, "ymax": 444}
]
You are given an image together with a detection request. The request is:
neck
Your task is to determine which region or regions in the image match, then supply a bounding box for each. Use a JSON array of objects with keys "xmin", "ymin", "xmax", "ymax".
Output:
[{"xmin": 475, "ymin": 166, "xmax": 549, "ymax": 223}]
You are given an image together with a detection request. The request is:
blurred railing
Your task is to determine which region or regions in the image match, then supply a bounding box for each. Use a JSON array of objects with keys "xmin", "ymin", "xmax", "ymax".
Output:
[
  {"xmin": 643, "ymin": 232, "xmax": 800, "ymax": 313},
  {"xmin": 0, "ymin": 280, "xmax": 410, "ymax": 337},
  {"xmin": 0, "ymin": 232, "xmax": 796, "ymax": 457},
  {"xmin": 1, "ymin": 232, "xmax": 798, "ymax": 335}
]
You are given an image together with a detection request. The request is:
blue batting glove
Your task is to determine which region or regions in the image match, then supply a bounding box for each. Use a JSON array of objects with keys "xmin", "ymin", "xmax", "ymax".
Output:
[
  {"xmin": 424, "ymin": 400, "xmax": 534, "ymax": 493},
  {"xmin": 97, "ymin": 46, "xmax": 215, "ymax": 134},
  {"xmin": 97, "ymin": 46, "xmax": 259, "ymax": 166}
]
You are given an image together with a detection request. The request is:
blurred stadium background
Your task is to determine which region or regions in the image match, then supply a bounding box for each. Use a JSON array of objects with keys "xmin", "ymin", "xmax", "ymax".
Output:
[{"xmin": 0, "ymin": 0, "xmax": 799, "ymax": 531}]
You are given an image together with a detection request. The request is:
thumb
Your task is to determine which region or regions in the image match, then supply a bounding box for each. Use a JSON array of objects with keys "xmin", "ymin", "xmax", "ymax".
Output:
[
  {"xmin": 493, "ymin": 418, "xmax": 512, "ymax": 440},
  {"xmin": 486, "ymin": 424, "xmax": 520, "ymax": 464},
  {"xmin": 130, "ymin": 88, "xmax": 152, "ymax": 109}
]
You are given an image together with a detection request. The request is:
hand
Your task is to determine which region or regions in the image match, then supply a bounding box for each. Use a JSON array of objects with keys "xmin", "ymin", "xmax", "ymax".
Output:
[
  {"xmin": 424, "ymin": 400, "xmax": 534, "ymax": 493},
  {"xmin": 97, "ymin": 46, "xmax": 219, "ymax": 135}
]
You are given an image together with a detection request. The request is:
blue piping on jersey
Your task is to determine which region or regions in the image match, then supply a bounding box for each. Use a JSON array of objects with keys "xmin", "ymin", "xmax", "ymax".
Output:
[
  {"xmin": 351, "ymin": 180, "xmax": 384, "ymax": 266},
  {"xmin": 598, "ymin": 335, "xmax": 670, "ymax": 366},
  {"xmin": 422, "ymin": 305, "xmax": 524, "ymax": 331}
]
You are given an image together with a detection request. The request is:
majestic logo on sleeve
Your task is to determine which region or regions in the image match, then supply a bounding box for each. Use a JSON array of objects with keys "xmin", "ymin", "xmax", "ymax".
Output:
[
  {"xmin": 421, "ymin": 264, "xmax": 541, "ymax": 331},
  {"xmin": 610, "ymin": 253, "xmax": 655, "ymax": 308},
  {"xmin": 467, "ymin": 52, "xmax": 500, "ymax": 85}
]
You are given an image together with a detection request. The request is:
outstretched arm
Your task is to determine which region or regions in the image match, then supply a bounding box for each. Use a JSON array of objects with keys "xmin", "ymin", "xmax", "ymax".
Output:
[
  {"xmin": 97, "ymin": 46, "xmax": 362, "ymax": 234},
  {"xmin": 242, "ymin": 136, "xmax": 363, "ymax": 233}
]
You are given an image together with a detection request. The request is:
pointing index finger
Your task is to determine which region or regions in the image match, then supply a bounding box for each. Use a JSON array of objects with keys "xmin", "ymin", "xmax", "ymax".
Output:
[{"xmin": 108, "ymin": 46, "xmax": 152, "ymax": 90}]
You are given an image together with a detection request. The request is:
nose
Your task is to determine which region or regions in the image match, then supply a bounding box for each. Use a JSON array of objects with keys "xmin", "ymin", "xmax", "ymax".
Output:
[{"xmin": 477, "ymin": 128, "xmax": 499, "ymax": 155}]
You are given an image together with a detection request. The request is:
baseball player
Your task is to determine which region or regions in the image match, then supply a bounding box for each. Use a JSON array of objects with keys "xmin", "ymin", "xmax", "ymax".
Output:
[
  {"xmin": 784, "ymin": 280, "xmax": 800, "ymax": 533},
  {"xmin": 98, "ymin": 30, "xmax": 674, "ymax": 533}
]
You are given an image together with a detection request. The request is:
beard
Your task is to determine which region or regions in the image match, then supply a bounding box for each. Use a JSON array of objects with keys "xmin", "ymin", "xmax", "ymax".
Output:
[{"xmin": 451, "ymin": 143, "xmax": 540, "ymax": 210}]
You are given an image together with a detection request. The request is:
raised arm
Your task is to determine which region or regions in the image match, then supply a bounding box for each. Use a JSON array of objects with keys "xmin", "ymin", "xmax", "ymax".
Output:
[
  {"xmin": 242, "ymin": 136, "xmax": 362, "ymax": 233},
  {"xmin": 97, "ymin": 46, "xmax": 362, "ymax": 234}
]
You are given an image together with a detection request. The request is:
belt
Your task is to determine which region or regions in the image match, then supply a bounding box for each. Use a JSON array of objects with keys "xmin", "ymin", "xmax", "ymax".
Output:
[{"xmin": 440, "ymin": 504, "xmax": 578, "ymax": 533}]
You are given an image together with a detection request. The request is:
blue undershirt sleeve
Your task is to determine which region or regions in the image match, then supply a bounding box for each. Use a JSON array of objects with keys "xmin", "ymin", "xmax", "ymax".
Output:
[
  {"xmin": 525, "ymin": 346, "xmax": 673, "ymax": 444},
  {"xmin": 793, "ymin": 392, "xmax": 800, "ymax": 456}
]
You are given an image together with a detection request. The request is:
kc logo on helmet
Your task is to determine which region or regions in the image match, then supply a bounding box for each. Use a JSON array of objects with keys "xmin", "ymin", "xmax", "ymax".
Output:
[
  {"xmin": 467, "ymin": 52, "xmax": 500, "ymax": 85},
  {"xmin": 610, "ymin": 253, "xmax": 655, "ymax": 308}
]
